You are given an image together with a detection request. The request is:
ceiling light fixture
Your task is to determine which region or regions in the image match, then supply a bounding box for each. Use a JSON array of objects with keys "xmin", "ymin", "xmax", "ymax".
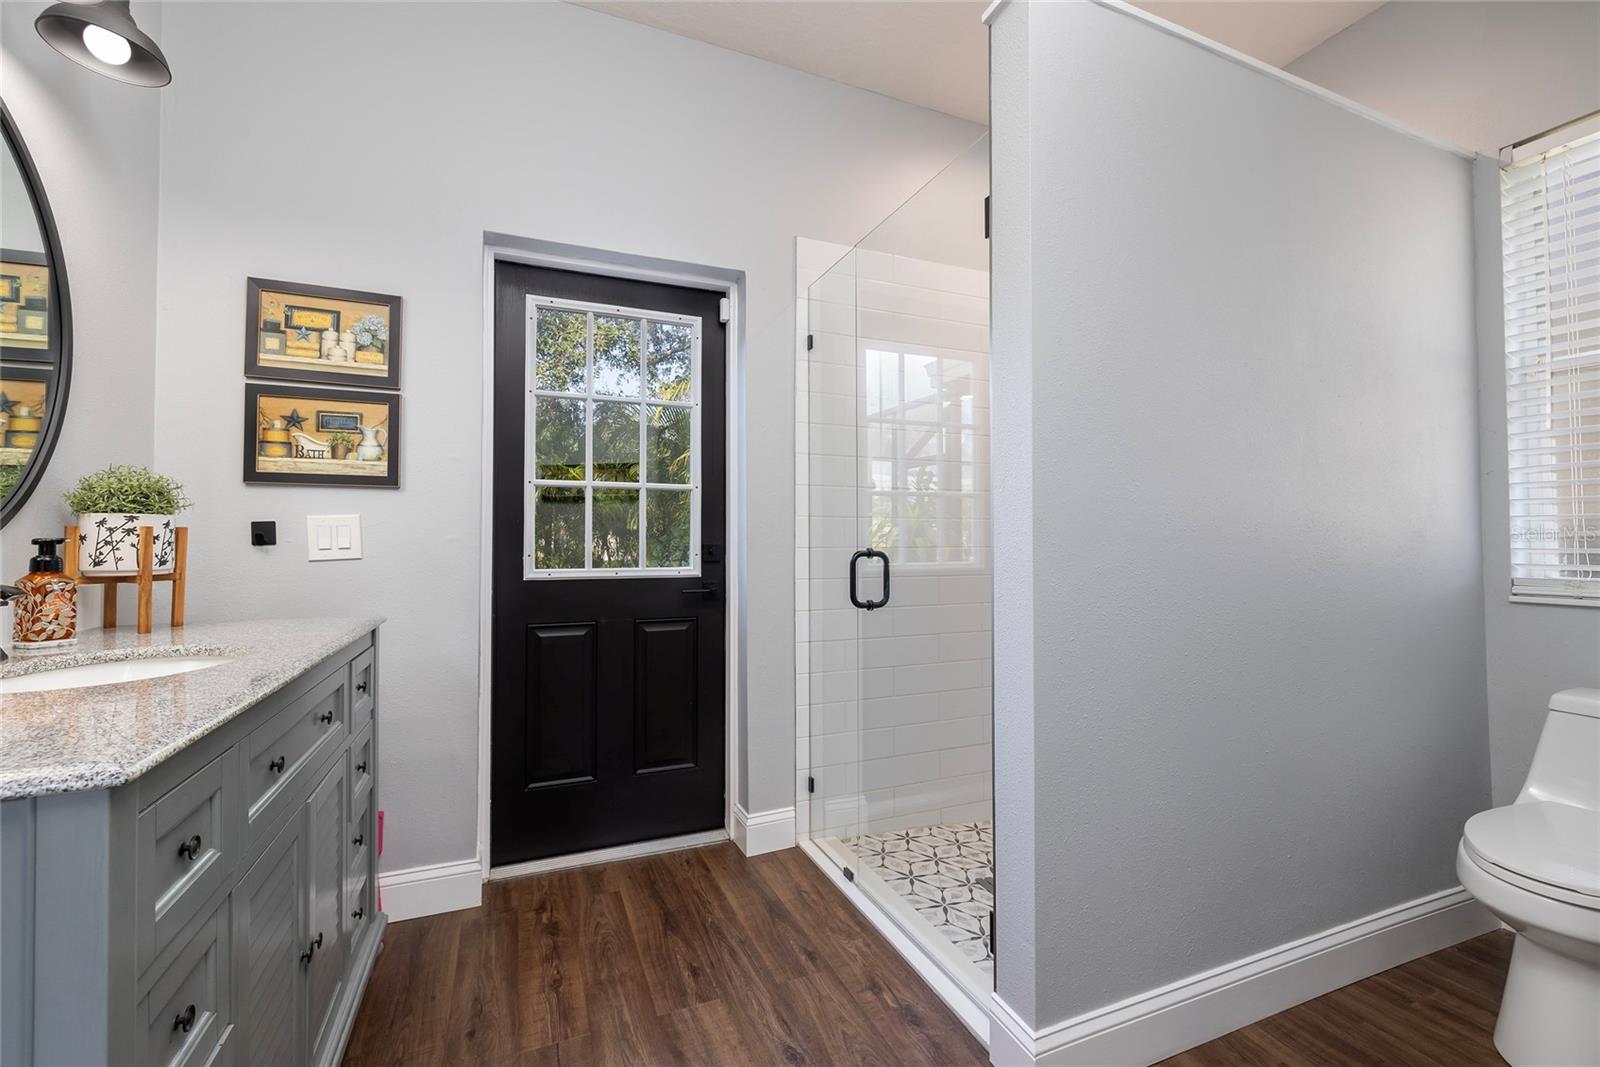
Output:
[{"xmin": 35, "ymin": 1, "xmax": 171, "ymax": 87}]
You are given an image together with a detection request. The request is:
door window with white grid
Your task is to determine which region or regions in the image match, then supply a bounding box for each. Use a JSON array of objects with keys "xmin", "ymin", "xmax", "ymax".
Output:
[{"xmin": 524, "ymin": 295, "xmax": 700, "ymax": 578}]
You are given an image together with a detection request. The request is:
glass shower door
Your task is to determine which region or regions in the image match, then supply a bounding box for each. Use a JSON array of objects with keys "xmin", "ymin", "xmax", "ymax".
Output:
[{"xmin": 802, "ymin": 134, "xmax": 995, "ymax": 991}]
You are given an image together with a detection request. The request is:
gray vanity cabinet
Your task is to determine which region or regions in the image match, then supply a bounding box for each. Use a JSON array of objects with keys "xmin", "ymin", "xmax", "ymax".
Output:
[
  {"xmin": 1, "ymin": 630, "xmax": 385, "ymax": 1067},
  {"xmin": 232, "ymin": 815, "xmax": 304, "ymax": 1067},
  {"xmin": 304, "ymin": 755, "xmax": 349, "ymax": 1065}
]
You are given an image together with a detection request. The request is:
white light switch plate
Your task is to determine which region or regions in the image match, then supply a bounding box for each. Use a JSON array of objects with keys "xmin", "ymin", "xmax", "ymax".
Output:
[{"xmin": 306, "ymin": 515, "xmax": 362, "ymax": 561}]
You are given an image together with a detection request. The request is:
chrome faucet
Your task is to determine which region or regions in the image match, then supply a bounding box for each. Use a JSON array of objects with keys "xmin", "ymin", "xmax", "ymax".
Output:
[{"xmin": 0, "ymin": 585, "xmax": 22, "ymax": 662}]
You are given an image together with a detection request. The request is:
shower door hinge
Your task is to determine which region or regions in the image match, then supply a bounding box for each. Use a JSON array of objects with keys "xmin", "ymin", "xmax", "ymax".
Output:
[
  {"xmin": 806, "ymin": 333, "xmax": 814, "ymax": 351},
  {"xmin": 807, "ymin": 776, "xmax": 815, "ymax": 793},
  {"xmin": 843, "ymin": 867, "xmax": 855, "ymax": 882},
  {"xmin": 718, "ymin": 296, "xmax": 730, "ymax": 323}
]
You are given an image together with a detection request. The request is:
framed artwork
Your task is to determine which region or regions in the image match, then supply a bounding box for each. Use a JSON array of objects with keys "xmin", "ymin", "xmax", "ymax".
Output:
[
  {"xmin": 245, "ymin": 382, "xmax": 399, "ymax": 488},
  {"xmin": 245, "ymin": 277, "xmax": 401, "ymax": 389},
  {"xmin": 0, "ymin": 249, "xmax": 52, "ymax": 362},
  {"xmin": 0, "ymin": 363, "xmax": 52, "ymax": 466}
]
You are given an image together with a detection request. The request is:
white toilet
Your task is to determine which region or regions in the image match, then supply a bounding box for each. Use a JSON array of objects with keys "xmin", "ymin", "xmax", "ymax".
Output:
[{"xmin": 1458, "ymin": 688, "xmax": 1600, "ymax": 1067}]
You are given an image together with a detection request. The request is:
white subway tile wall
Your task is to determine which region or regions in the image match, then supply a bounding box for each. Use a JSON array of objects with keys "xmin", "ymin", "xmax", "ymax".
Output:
[{"xmin": 795, "ymin": 237, "xmax": 992, "ymax": 840}]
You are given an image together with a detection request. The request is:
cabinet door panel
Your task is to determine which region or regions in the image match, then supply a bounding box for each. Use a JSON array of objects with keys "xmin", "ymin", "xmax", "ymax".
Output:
[
  {"xmin": 231, "ymin": 815, "xmax": 303, "ymax": 1067},
  {"xmin": 306, "ymin": 755, "xmax": 348, "ymax": 1063}
]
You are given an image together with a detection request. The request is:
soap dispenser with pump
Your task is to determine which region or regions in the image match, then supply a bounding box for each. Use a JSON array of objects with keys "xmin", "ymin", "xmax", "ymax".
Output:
[{"xmin": 12, "ymin": 537, "xmax": 78, "ymax": 649}]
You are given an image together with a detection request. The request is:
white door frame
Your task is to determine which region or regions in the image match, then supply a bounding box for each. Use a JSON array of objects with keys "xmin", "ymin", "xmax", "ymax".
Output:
[{"xmin": 477, "ymin": 234, "xmax": 745, "ymax": 879}]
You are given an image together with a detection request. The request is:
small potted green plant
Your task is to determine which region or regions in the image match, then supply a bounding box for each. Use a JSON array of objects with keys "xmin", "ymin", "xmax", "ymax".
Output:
[
  {"xmin": 326, "ymin": 431, "xmax": 357, "ymax": 461},
  {"xmin": 65, "ymin": 465, "xmax": 192, "ymax": 576}
]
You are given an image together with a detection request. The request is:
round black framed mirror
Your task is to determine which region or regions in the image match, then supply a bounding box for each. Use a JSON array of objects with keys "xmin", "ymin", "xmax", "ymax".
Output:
[{"xmin": 0, "ymin": 99, "xmax": 72, "ymax": 526}]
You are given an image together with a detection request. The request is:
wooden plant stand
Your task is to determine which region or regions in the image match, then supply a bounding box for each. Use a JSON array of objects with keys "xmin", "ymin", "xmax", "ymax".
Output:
[{"xmin": 63, "ymin": 524, "xmax": 188, "ymax": 634}]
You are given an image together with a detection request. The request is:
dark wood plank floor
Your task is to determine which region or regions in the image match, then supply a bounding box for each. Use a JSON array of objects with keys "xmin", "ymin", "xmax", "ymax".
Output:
[
  {"xmin": 1160, "ymin": 931, "xmax": 1513, "ymax": 1067},
  {"xmin": 344, "ymin": 842, "xmax": 990, "ymax": 1066},
  {"xmin": 345, "ymin": 842, "xmax": 1513, "ymax": 1067}
]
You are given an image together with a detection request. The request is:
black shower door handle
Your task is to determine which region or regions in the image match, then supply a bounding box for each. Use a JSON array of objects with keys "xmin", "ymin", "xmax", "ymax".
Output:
[{"xmin": 849, "ymin": 548, "xmax": 891, "ymax": 611}]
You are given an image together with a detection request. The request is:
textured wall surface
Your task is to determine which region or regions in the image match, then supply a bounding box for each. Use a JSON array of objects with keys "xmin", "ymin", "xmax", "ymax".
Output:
[
  {"xmin": 1290, "ymin": 0, "xmax": 1600, "ymax": 807},
  {"xmin": 990, "ymin": 1, "xmax": 1488, "ymax": 1028},
  {"xmin": 149, "ymin": 1, "xmax": 980, "ymax": 876}
]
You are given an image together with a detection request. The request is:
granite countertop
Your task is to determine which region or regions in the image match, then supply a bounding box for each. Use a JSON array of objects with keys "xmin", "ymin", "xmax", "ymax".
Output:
[{"xmin": 0, "ymin": 617, "xmax": 383, "ymax": 800}]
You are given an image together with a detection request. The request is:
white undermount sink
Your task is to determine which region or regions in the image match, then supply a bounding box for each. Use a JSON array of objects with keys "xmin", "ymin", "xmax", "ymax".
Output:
[{"xmin": 0, "ymin": 656, "xmax": 233, "ymax": 694}]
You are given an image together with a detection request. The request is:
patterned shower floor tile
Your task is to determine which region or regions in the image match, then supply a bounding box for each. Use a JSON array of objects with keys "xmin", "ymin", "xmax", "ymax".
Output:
[{"xmin": 843, "ymin": 820, "xmax": 994, "ymax": 976}]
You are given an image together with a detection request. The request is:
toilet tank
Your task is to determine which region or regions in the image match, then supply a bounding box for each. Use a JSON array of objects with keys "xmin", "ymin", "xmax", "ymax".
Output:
[{"xmin": 1518, "ymin": 688, "xmax": 1600, "ymax": 809}]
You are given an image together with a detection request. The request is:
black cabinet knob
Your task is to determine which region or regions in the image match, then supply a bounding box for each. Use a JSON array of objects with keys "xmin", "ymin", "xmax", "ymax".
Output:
[
  {"xmin": 356, "ymin": 760, "xmax": 368, "ymax": 774},
  {"xmin": 173, "ymin": 1004, "xmax": 196, "ymax": 1033},
  {"xmin": 300, "ymin": 931, "xmax": 323, "ymax": 964},
  {"xmin": 356, "ymin": 680, "xmax": 369, "ymax": 693},
  {"xmin": 318, "ymin": 709, "xmax": 334, "ymax": 725},
  {"xmin": 268, "ymin": 755, "xmax": 286, "ymax": 774},
  {"xmin": 177, "ymin": 834, "xmax": 203, "ymax": 861},
  {"xmin": 352, "ymin": 907, "xmax": 365, "ymax": 921},
  {"xmin": 352, "ymin": 833, "xmax": 364, "ymax": 848}
]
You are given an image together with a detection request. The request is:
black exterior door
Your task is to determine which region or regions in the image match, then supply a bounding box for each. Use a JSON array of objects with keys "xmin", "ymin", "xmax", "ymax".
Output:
[{"xmin": 491, "ymin": 262, "xmax": 726, "ymax": 866}]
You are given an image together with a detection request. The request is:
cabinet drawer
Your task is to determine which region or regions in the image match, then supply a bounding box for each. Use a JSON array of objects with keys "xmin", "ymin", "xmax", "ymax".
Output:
[
  {"xmin": 139, "ymin": 895, "xmax": 230, "ymax": 1067},
  {"xmin": 350, "ymin": 723, "xmax": 374, "ymax": 804},
  {"xmin": 241, "ymin": 666, "xmax": 346, "ymax": 849},
  {"xmin": 137, "ymin": 753, "xmax": 234, "ymax": 974},
  {"xmin": 350, "ymin": 648, "xmax": 375, "ymax": 734}
]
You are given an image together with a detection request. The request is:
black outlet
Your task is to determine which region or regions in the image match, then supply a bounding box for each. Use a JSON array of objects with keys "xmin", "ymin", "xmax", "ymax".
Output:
[{"xmin": 251, "ymin": 521, "xmax": 276, "ymax": 547}]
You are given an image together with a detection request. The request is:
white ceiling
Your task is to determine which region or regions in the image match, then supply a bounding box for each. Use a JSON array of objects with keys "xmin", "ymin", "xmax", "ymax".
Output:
[
  {"xmin": 567, "ymin": 1, "xmax": 1388, "ymax": 125},
  {"xmin": 569, "ymin": 1, "xmax": 992, "ymax": 124}
]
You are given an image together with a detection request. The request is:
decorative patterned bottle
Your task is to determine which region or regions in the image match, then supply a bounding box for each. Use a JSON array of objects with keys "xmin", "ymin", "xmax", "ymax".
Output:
[{"xmin": 13, "ymin": 537, "xmax": 77, "ymax": 649}]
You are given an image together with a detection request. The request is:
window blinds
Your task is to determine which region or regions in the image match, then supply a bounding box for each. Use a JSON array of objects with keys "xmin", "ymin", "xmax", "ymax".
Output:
[{"xmin": 1503, "ymin": 132, "xmax": 1600, "ymax": 602}]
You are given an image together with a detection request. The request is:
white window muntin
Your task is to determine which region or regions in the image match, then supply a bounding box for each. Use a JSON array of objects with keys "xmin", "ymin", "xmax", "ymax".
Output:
[{"xmin": 523, "ymin": 293, "xmax": 702, "ymax": 579}]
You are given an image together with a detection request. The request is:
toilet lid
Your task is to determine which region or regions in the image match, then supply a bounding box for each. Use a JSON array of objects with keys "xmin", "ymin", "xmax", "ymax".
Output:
[{"xmin": 1464, "ymin": 802, "xmax": 1600, "ymax": 898}]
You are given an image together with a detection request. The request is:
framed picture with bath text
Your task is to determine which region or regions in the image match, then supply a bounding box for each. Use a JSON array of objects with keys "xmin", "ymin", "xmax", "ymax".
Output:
[
  {"xmin": 245, "ymin": 382, "xmax": 400, "ymax": 488},
  {"xmin": 244, "ymin": 277, "xmax": 402, "ymax": 390}
]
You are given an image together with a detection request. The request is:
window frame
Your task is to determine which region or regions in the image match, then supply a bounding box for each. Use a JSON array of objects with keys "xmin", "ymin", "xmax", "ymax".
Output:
[
  {"xmin": 1501, "ymin": 129, "xmax": 1600, "ymax": 607},
  {"xmin": 860, "ymin": 342, "xmax": 990, "ymax": 576},
  {"xmin": 522, "ymin": 293, "xmax": 701, "ymax": 580}
]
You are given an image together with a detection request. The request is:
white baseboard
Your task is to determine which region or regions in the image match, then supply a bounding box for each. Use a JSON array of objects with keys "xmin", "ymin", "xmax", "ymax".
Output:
[
  {"xmin": 733, "ymin": 804, "xmax": 797, "ymax": 856},
  {"xmin": 489, "ymin": 828, "xmax": 727, "ymax": 881},
  {"xmin": 989, "ymin": 886, "xmax": 1497, "ymax": 1066},
  {"xmin": 379, "ymin": 859, "xmax": 483, "ymax": 923}
]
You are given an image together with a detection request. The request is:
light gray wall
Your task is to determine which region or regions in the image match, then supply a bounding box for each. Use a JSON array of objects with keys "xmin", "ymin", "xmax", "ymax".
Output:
[
  {"xmin": 0, "ymin": 3, "xmax": 162, "ymax": 597},
  {"xmin": 988, "ymin": 0, "xmax": 1038, "ymax": 1025},
  {"xmin": 149, "ymin": 1, "xmax": 980, "ymax": 874},
  {"xmin": 990, "ymin": 0, "xmax": 1488, "ymax": 1028},
  {"xmin": 1288, "ymin": 0, "xmax": 1600, "ymax": 807},
  {"xmin": 1288, "ymin": 1, "xmax": 1600, "ymax": 157}
]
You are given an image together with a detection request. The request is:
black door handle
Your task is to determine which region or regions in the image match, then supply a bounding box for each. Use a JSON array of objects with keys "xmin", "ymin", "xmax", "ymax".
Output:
[
  {"xmin": 680, "ymin": 583, "xmax": 719, "ymax": 599},
  {"xmin": 849, "ymin": 549, "xmax": 891, "ymax": 610}
]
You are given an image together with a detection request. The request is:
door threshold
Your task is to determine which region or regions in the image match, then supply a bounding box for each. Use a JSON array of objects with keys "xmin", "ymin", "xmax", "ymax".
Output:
[{"xmin": 489, "ymin": 827, "xmax": 728, "ymax": 881}]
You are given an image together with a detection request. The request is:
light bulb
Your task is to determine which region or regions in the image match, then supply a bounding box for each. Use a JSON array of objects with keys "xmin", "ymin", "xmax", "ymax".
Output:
[{"xmin": 82, "ymin": 24, "xmax": 132, "ymax": 66}]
